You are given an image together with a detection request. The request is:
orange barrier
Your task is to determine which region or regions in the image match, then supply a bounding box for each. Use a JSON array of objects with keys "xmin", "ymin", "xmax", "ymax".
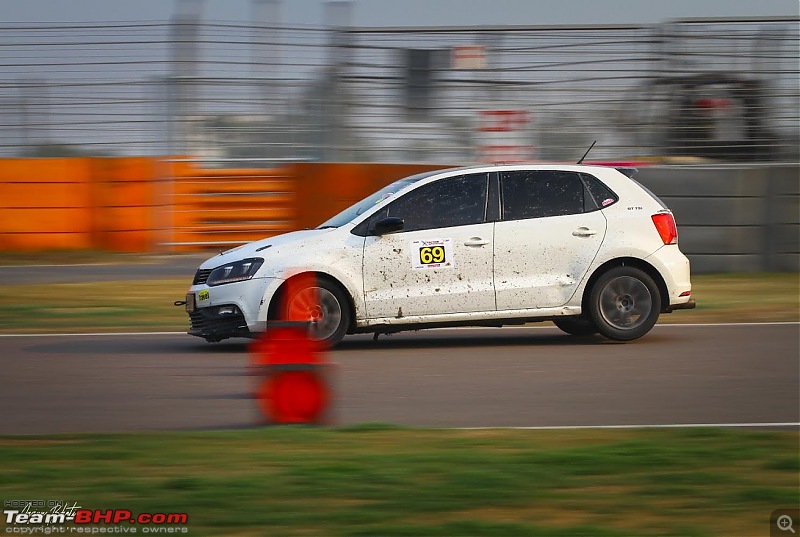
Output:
[
  {"xmin": 0, "ymin": 157, "xmax": 162, "ymax": 252},
  {"xmin": 0, "ymin": 158, "xmax": 94, "ymax": 251},
  {"xmin": 292, "ymin": 162, "xmax": 450, "ymax": 230},
  {"xmin": 0, "ymin": 159, "xmax": 452, "ymax": 252},
  {"xmin": 168, "ymin": 164, "xmax": 295, "ymax": 251},
  {"xmin": 90, "ymin": 157, "xmax": 162, "ymax": 252}
]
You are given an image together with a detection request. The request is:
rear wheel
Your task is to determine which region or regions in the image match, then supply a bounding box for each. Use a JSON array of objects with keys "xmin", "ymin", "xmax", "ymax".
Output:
[
  {"xmin": 553, "ymin": 317, "xmax": 599, "ymax": 336},
  {"xmin": 588, "ymin": 266, "xmax": 661, "ymax": 341},
  {"xmin": 281, "ymin": 278, "xmax": 350, "ymax": 348}
]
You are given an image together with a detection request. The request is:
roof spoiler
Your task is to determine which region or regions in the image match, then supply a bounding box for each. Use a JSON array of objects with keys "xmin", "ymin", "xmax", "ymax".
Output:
[{"xmin": 615, "ymin": 167, "xmax": 639, "ymax": 178}]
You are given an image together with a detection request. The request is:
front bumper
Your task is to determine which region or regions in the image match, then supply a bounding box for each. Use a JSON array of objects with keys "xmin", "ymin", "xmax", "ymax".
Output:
[
  {"xmin": 188, "ymin": 305, "xmax": 251, "ymax": 341},
  {"xmin": 185, "ymin": 276, "xmax": 281, "ymax": 341}
]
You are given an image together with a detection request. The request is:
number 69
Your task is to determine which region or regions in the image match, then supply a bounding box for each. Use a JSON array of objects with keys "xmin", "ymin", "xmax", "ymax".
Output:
[{"xmin": 420, "ymin": 246, "xmax": 445, "ymax": 264}]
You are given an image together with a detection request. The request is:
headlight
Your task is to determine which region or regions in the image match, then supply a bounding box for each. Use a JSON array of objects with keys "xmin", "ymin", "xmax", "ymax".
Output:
[{"xmin": 206, "ymin": 257, "xmax": 264, "ymax": 286}]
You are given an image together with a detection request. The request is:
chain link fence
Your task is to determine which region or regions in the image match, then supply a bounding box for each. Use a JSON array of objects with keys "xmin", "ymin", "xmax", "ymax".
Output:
[{"xmin": 0, "ymin": 17, "xmax": 797, "ymax": 165}]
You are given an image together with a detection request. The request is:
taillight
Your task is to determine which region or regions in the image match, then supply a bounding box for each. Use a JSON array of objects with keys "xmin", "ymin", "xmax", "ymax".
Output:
[{"xmin": 651, "ymin": 213, "xmax": 678, "ymax": 245}]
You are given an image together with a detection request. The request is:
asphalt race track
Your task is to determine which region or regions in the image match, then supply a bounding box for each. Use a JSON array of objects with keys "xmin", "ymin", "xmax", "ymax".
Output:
[
  {"xmin": 1, "ymin": 323, "xmax": 797, "ymax": 434},
  {"xmin": 0, "ymin": 256, "xmax": 208, "ymax": 285}
]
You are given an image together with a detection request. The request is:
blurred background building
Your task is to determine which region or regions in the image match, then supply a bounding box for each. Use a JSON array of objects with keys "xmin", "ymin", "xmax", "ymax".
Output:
[{"xmin": 0, "ymin": 1, "xmax": 797, "ymax": 167}]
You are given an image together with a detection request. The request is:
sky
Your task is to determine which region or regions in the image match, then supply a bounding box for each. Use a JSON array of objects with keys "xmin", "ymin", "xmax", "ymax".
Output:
[
  {"xmin": 3, "ymin": 0, "xmax": 799, "ymax": 27},
  {"xmin": 1, "ymin": 0, "xmax": 797, "ymax": 158}
]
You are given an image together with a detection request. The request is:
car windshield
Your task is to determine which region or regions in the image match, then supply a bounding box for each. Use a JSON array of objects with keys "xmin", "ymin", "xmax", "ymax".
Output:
[{"xmin": 316, "ymin": 171, "xmax": 439, "ymax": 229}]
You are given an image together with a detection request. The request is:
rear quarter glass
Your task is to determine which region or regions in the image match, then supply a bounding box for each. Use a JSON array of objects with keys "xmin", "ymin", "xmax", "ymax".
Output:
[{"xmin": 581, "ymin": 173, "xmax": 619, "ymax": 209}]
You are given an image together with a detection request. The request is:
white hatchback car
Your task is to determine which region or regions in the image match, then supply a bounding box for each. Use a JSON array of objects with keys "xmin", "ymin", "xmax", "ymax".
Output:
[{"xmin": 184, "ymin": 165, "xmax": 694, "ymax": 347}]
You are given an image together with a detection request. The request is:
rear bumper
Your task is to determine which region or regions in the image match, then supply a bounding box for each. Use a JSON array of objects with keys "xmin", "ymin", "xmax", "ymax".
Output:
[
  {"xmin": 665, "ymin": 298, "xmax": 696, "ymax": 312},
  {"xmin": 645, "ymin": 245, "xmax": 692, "ymax": 305}
]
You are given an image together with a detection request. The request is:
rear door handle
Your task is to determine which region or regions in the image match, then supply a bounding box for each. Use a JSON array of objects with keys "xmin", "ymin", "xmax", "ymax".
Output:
[
  {"xmin": 572, "ymin": 227, "xmax": 597, "ymax": 237},
  {"xmin": 464, "ymin": 237, "xmax": 489, "ymax": 247}
]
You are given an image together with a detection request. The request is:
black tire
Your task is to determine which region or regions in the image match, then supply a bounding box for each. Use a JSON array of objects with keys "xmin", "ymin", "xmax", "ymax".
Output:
[
  {"xmin": 587, "ymin": 266, "xmax": 661, "ymax": 341},
  {"xmin": 280, "ymin": 277, "xmax": 351, "ymax": 349},
  {"xmin": 553, "ymin": 317, "xmax": 599, "ymax": 336}
]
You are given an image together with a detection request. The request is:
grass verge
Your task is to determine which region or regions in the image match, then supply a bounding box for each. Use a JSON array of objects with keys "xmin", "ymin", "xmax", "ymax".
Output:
[
  {"xmin": 0, "ymin": 273, "xmax": 796, "ymax": 333},
  {"xmin": 0, "ymin": 427, "xmax": 797, "ymax": 536},
  {"xmin": 0, "ymin": 279, "xmax": 189, "ymax": 333}
]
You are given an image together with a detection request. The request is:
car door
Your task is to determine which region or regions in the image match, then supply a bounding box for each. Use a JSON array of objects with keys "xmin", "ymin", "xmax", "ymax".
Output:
[
  {"xmin": 494, "ymin": 170, "xmax": 607, "ymax": 310},
  {"xmin": 362, "ymin": 173, "xmax": 495, "ymax": 319}
]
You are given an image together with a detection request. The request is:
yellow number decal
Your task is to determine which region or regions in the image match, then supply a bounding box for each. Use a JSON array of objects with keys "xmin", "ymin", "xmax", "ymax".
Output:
[
  {"xmin": 420, "ymin": 247, "xmax": 434, "ymax": 264},
  {"xmin": 419, "ymin": 245, "xmax": 446, "ymax": 265}
]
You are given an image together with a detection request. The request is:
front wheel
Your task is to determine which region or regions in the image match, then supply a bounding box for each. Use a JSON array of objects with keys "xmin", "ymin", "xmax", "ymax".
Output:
[
  {"xmin": 587, "ymin": 266, "xmax": 661, "ymax": 341},
  {"xmin": 282, "ymin": 278, "xmax": 351, "ymax": 348}
]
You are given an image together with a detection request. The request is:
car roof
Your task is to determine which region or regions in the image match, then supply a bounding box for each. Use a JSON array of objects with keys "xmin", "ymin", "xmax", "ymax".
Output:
[
  {"xmin": 347, "ymin": 163, "xmax": 628, "ymax": 229},
  {"xmin": 424, "ymin": 163, "xmax": 620, "ymax": 179}
]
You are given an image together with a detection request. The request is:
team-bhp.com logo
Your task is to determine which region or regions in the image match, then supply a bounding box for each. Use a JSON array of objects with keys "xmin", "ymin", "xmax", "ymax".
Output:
[{"xmin": 4, "ymin": 500, "xmax": 189, "ymax": 534}]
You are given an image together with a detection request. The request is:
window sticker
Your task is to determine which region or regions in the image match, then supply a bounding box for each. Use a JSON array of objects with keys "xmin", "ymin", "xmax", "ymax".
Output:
[
  {"xmin": 601, "ymin": 198, "xmax": 615, "ymax": 207},
  {"xmin": 411, "ymin": 238, "xmax": 454, "ymax": 270}
]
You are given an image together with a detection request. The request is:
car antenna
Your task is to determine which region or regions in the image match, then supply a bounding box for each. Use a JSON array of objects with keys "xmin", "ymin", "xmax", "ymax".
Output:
[{"xmin": 577, "ymin": 140, "xmax": 596, "ymax": 164}]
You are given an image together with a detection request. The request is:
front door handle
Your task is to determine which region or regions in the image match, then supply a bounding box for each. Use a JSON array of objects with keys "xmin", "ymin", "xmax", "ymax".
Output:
[
  {"xmin": 464, "ymin": 237, "xmax": 489, "ymax": 247},
  {"xmin": 572, "ymin": 227, "xmax": 597, "ymax": 237}
]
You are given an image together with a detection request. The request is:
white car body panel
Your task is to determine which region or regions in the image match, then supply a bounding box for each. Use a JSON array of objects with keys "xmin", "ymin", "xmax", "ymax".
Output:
[
  {"xmin": 494, "ymin": 210, "xmax": 607, "ymax": 310},
  {"xmin": 192, "ymin": 227, "xmax": 368, "ymax": 330},
  {"xmin": 191, "ymin": 276, "xmax": 275, "ymax": 328},
  {"xmin": 362, "ymin": 222, "xmax": 495, "ymax": 318},
  {"xmin": 358, "ymin": 305, "xmax": 582, "ymax": 328},
  {"xmin": 646, "ymin": 245, "xmax": 692, "ymax": 303}
]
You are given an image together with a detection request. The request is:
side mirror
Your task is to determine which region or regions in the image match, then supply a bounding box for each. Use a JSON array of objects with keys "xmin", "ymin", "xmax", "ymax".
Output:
[{"xmin": 371, "ymin": 216, "xmax": 404, "ymax": 235}]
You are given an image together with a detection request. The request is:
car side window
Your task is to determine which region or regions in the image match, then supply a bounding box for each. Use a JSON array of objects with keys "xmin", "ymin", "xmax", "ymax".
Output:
[
  {"xmin": 377, "ymin": 173, "xmax": 488, "ymax": 233},
  {"xmin": 500, "ymin": 170, "xmax": 585, "ymax": 220}
]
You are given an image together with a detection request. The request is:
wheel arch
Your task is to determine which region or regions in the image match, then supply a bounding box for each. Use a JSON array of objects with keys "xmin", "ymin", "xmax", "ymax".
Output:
[
  {"xmin": 267, "ymin": 271, "xmax": 358, "ymax": 334},
  {"xmin": 582, "ymin": 257, "xmax": 669, "ymax": 314}
]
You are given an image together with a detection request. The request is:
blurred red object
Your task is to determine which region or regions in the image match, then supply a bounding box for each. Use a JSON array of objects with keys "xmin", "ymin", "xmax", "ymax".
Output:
[
  {"xmin": 249, "ymin": 271, "xmax": 335, "ymax": 424},
  {"xmin": 250, "ymin": 324, "xmax": 334, "ymax": 424},
  {"xmin": 694, "ymin": 97, "xmax": 732, "ymax": 110}
]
